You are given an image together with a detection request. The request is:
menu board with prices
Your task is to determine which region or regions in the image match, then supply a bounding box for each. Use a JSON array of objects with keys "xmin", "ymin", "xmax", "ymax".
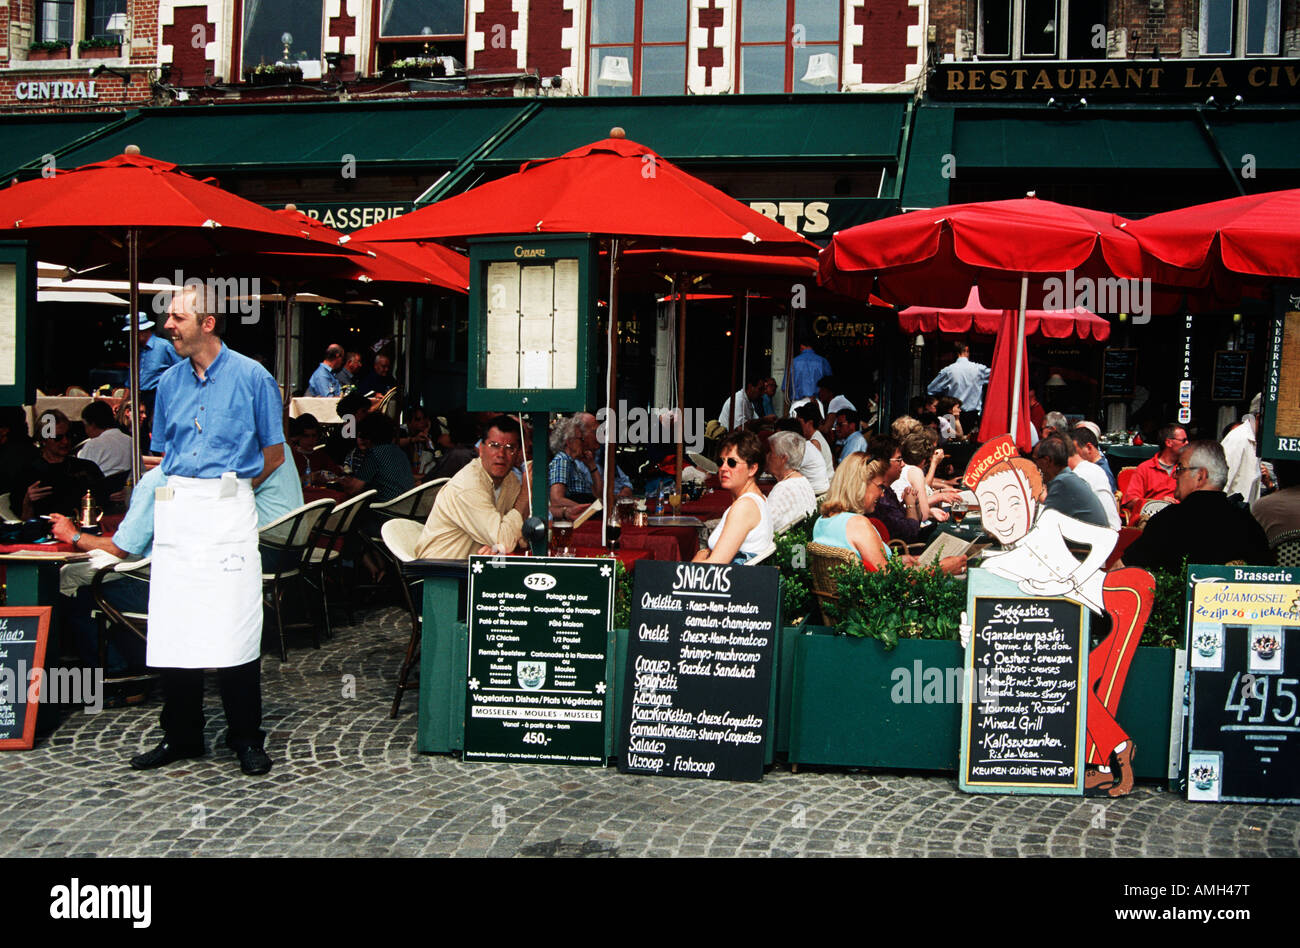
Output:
[
  {"xmin": 1186, "ymin": 565, "xmax": 1300, "ymax": 804},
  {"xmin": 618, "ymin": 562, "xmax": 780, "ymax": 782},
  {"xmin": 464, "ymin": 556, "xmax": 614, "ymax": 766},
  {"xmin": 0, "ymin": 608, "xmax": 52, "ymax": 750},
  {"xmin": 1211, "ymin": 350, "xmax": 1249, "ymax": 403},
  {"xmin": 1100, "ymin": 348, "xmax": 1137, "ymax": 400},
  {"xmin": 467, "ymin": 236, "xmax": 595, "ymax": 413},
  {"xmin": 960, "ymin": 570, "xmax": 1089, "ymax": 795}
]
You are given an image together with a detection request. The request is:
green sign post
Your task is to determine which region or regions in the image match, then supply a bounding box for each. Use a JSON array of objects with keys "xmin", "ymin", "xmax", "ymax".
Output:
[
  {"xmin": 0, "ymin": 242, "xmax": 33, "ymax": 407},
  {"xmin": 464, "ymin": 555, "xmax": 615, "ymax": 766}
]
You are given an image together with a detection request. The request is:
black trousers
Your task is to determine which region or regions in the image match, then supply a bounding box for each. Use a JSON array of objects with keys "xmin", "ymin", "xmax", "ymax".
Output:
[
  {"xmin": 159, "ymin": 659, "xmax": 264, "ymax": 751},
  {"xmin": 960, "ymin": 410, "xmax": 982, "ymax": 439}
]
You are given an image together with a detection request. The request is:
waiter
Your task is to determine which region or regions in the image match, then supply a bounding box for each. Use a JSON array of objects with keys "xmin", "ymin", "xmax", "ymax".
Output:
[
  {"xmin": 130, "ymin": 285, "xmax": 283, "ymax": 776},
  {"xmin": 132, "ymin": 311, "xmax": 181, "ymax": 416}
]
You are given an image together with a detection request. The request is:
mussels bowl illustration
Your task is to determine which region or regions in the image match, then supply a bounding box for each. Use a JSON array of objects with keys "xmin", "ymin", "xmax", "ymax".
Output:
[
  {"xmin": 1252, "ymin": 635, "xmax": 1280, "ymax": 661},
  {"xmin": 1191, "ymin": 764, "xmax": 1218, "ymax": 791},
  {"xmin": 1194, "ymin": 632, "xmax": 1219, "ymax": 658}
]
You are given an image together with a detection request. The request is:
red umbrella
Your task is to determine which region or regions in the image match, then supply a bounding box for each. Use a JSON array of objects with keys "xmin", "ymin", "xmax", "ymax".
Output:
[
  {"xmin": 0, "ymin": 148, "xmax": 359, "ymax": 480},
  {"xmin": 978, "ymin": 311, "xmax": 1034, "ymax": 451},
  {"xmin": 351, "ymin": 134, "xmax": 817, "ymax": 255},
  {"xmin": 900, "ymin": 288, "xmax": 1111, "ymax": 341},
  {"xmin": 1122, "ymin": 188, "xmax": 1300, "ymax": 284}
]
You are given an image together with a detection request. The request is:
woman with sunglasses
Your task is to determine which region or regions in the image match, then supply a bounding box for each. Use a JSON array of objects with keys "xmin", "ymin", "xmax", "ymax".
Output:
[
  {"xmin": 692, "ymin": 429, "xmax": 774, "ymax": 564},
  {"xmin": 815, "ymin": 452, "xmax": 967, "ymax": 574}
]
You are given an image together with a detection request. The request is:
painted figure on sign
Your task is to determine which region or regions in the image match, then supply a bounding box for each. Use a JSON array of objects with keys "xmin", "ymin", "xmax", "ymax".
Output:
[{"xmin": 961, "ymin": 436, "xmax": 1154, "ymax": 798}]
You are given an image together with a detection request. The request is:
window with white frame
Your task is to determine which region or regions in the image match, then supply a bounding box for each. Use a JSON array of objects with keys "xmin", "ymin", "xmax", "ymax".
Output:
[
  {"xmin": 36, "ymin": 1, "xmax": 75, "ymax": 44},
  {"xmin": 737, "ymin": 0, "xmax": 841, "ymax": 93},
  {"xmin": 377, "ymin": 0, "xmax": 465, "ymax": 38},
  {"xmin": 242, "ymin": 0, "xmax": 325, "ymax": 71},
  {"xmin": 588, "ymin": 0, "xmax": 688, "ymax": 96},
  {"xmin": 1200, "ymin": 0, "xmax": 1280, "ymax": 55},
  {"xmin": 977, "ymin": 0, "xmax": 1109, "ymax": 59},
  {"xmin": 34, "ymin": 1, "xmax": 127, "ymax": 48}
]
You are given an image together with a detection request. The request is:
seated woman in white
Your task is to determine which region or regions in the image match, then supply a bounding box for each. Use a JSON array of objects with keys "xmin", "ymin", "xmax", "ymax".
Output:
[
  {"xmin": 692, "ymin": 429, "xmax": 774, "ymax": 564},
  {"xmin": 765, "ymin": 430, "xmax": 817, "ymax": 534}
]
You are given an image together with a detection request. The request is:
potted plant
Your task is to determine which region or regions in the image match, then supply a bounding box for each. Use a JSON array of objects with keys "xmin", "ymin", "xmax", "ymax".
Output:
[
  {"xmin": 28, "ymin": 40, "xmax": 71, "ymax": 61},
  {"xmin": 247, "ymin": 61, "xmax": 303, "ymax": 85},
  {"xmin": 78, "ymin": 37, "xmax": 121, "ymax": 59},
  {"xmin": 788, "ymin": 558, "xmax": 967, "ymax": 770},
  {"xmin": 385, "ymin": 55, "xmax": 449, "ymax": 80}
]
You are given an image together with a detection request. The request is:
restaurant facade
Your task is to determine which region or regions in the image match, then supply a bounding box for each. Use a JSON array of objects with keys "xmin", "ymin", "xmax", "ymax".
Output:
[{"xmin": 0, "ymin": 0, "xmax": 1296, "ymax": 431}]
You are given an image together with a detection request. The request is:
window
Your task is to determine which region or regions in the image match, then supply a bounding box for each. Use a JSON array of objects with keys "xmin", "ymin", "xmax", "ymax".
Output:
[
  {"xmin": 37, "ymin": 1, "xmax": 75, "ymax": 44},
  {"xmin": 377, "ymin": 0, "xmax": 465, "ymax": 38},
  {"xmin": 977, "ymin": 0, "xmax": 1108, "ymax": 59},
  {"xmin": 588, "ymin": 0, "xmax": 688, "ymax": 96},
  {"xmin": 738, "ymin": 0, "xmax": 840, "ymax": 93},
  {"xmin": 87, "ymin": 0, "xmax": 126, "ymax": 40},
  {"xmin": 1201, "ymin": 0, "xmax": 1280, "ymax": 55},
  {"xmin": 242, "ymin": 0, "xmax": 325, "ymax": 70}
]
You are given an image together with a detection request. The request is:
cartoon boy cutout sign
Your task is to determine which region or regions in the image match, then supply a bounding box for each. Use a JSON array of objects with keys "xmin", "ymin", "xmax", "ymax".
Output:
[{"xmin": 960, "ymin": 436, "xmax": 1155, "ymax": 797}]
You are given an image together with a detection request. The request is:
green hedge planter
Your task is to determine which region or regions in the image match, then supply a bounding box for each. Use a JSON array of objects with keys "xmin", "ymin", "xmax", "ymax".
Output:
[{"xmin": 788, "ymin": 625, "xmax": 1181, "ymax": 779}]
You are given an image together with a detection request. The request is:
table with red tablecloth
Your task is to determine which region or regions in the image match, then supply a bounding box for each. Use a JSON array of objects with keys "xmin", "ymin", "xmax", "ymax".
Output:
[
  {"xmin": 571, "ymin": 520, "xmax": 698, "ymax": 561},
  {"xmin": 573, "ymin": 547, "xmax": 651, "ymax": 569}
]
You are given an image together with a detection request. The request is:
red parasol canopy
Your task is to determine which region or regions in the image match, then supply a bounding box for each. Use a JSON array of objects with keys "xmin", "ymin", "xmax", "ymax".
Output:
[
  {"xmin": 351, "ymin": 135, "xmax": 818, "ymax": 255},
  {"xmin": 900, "ymin": 289, "xmax": 1111, "ymax": 341},
  {"xmin": 978, "ymin": 311, "xmax": 1034, "ymax": 452},
  {"xmin": 1122, "ymin": 188, "xmax": 1300, "ymax": 283}
]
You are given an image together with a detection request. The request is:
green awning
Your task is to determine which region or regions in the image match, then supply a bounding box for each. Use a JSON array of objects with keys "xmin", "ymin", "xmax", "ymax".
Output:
[
  {"xmin": 900, "ymin": 106, "xmax": 955, "ymax": 209},
  {"xmin": 53, "ymin": 99, "xmax": 532, "ymax": 172},
  {"xmin": 951, "ymin": 111, "xmax": 1219, "ymax": 170},
  {"xmin": 1205, "ymin": 114, "xmax": 1300, "ymax": 171},
  {"xmin": 482, "ymin": 95, "xmax": 909, "ymax": 164},
  {"xmin": 0, "ymin": 113, "xmax": 128, "ymax": 179}
]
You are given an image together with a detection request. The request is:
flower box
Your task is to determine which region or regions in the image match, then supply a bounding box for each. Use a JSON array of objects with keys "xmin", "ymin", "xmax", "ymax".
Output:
[
  {"xmin": 28, "ymin": 45, "xmax": 71, "ymax": 61},
  {"xmin": 79, "ymin": 45, "xmax": 121, "ymax": 60},
  {"xmin": 247, "ymin": 66, "xmax": 303, "ymax": 86}
]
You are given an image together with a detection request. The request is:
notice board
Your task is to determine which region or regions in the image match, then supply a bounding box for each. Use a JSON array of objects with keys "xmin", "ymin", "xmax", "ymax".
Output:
[
  {"xmin": 1260, "ymin": 292, "xmax": 1300, "ymax": 461},
  {"xmin": 618, "ymin": 561, "xmax": 780, "ymax": 782},
  {"xmin": 0, "ymin": 607, "xmax": 52, "ymax": 750},
  {"xmin": 1101, "ymin": 348, "xmax": 1138, "ymax": 400},
  {"xmin": 959, "ymin": 570, "xmax": 1089, "ymax": 794},
  {"xmin": 464, "ymin": 555, "xmax": 614, "ymax": 765},
  {"xmin": 1211, "ymin": 350, "xmax": 1249, "ymax": 403},
  {"xmin": 1186, "ymin": 564, "xmax": 1300, "ymax": 804}
]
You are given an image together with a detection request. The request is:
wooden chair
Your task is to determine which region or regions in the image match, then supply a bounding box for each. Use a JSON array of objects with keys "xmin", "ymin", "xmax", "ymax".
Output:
[
  {"xmin": 1270, "ymin": 529, "xmax": 1300, "ymax": 569},
  {"xmin": 301, "ymin": 489, "xmax": 376, "ymax": 638},
  {"xmin": 806, "ymin": 541, "xmax": 861, "ymax": 625},
  {"xmin": 381, "ymin": 518, "xmax": 427, "ymax": 718},
  {"xmin": 258, "ymin": 499, "xmax": 336, "ymax": 661},
  {"xmin": 746, "ymin": 546, "xmax": 775, "ymax": 565}
]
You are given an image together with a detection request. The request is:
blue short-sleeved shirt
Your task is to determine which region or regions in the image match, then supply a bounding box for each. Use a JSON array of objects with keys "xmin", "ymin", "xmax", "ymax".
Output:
[
  {"xmin": 139, "ymin": 333, "xmax": 182, "ymax": 392},
  {"xmin": 111, "ymin": 466, "xmax": 167, "ymax": 557},
  {"xmin": 152, "ymin": 344, "xmax": 285, "ymax": 479},
  {"xmin": 307, "ymin": 362, "xmax": 342, "ymax": 397},
  {"xmin": 254, "ymin": 457, "xmax": 305, "ymax": 524}
]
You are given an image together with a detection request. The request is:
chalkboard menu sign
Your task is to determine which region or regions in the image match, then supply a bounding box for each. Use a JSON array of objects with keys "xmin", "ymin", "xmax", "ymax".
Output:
[
  {"xmin": 1186, "ymin": 564, "xmax": 1300, "ymax": 804},
  {"xmin": 464, "ymin": 556, "xmax": 614, "ymax": 766},
  {"xmin": 959, "ymin": 571, "xmax": 1088, "ymax": 794},
  {"xmin": 1101, "ymin": 348, "xmax": 1138, "ymax": 399},
  {"xmin": 1211, "ymin": 350, "xmax": 1249, "ymax": 402},
  {"xmin": 619, "ymin": 561, "xmax": 780, "ymax": 782},
  {"xmin": 0, "ymin": 608, "xmax": 52, "ymax": 750}
]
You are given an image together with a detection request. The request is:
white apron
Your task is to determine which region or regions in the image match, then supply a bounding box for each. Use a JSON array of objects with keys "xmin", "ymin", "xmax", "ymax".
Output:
[{"xmin": 147, "ymin": 473, "xmax": 262, "ymax": 668}]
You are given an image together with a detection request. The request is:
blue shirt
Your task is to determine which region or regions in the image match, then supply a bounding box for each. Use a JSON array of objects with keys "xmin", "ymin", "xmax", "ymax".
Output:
[
  {"xmin": 927, "ymin": 356, "xmax": 991, "ymax": 413},
  {"xmin": 1097, "ymin": 453, "xmax": 1118, "ymax": 492},
  {"xmin": 549, "ymin": 451, "xmax": 595, "ymax": 501},
  {"xmin": 307, "ymin": 362, "xmax": 342, "ymax": 397},
  {"xmin": 139, "ymin": 333, "xmax": 181, "ymax": 392},
  {"xmin": 840, "ymin": 430, "xmax": 868, "ymax": 460},
  {"xmin": 786, "ymin": 348, "xmax": 833, "ymax": 401},
  {"xmin": 152, "ymin": 344, "xmax": 285, "ymax": 479},
  {"xmin": 113, "ymin": 459, "xmax": 303, "ymax": 557},
  {"xmin": 597, "ymin": 461, "xmax": 632, "ymax": 495}
]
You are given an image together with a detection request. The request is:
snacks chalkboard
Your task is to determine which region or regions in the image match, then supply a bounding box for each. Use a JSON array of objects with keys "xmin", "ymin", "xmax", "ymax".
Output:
[
  {"xmin": 619, "ymin": 561, "xmax": 780, "ymax": 782},
  {"xmin": 0, "ymin": 608, "xmax": 52, "ymax": 750},
  {"xmin": 1101, "ymin": 348, "xmax": 1138, "ymax": 400},
  {"xmin": 464, "ymin": 556, "xmax": 614, "ymax": 766},
  {"xmin": 959, "ymin": 572, "xmax": 1089, "ymax": 794},
  {"xmin": 1186, "ymin": 565, "xmax": 1300, "ymax": 804},
  {"xmin": 1210, "ymin": 350, "xmax": 1249, "ymax": 403}
]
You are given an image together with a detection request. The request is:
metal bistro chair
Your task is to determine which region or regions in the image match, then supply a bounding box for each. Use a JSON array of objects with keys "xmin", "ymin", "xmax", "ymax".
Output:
[
  {"xmin": 0, "ymin": 492, "xmax": 19, "ymax": 523},
  {"xmin": 301, "ymin": 489, "xmax": 376, "ymax": 637},
  {"xmin": 376, "ymin": 388, "xmax": 399, "ymax": 421},
  {"xmin": 361, "ymin": 478, "xmax": 448, "ymax": 586},
  {"xmin": 258, "ymin": 499, "xmax": 336, "ymax": 661},
  {"xmin": 88, "ymin": 557, "xmax": 156, "ymax": 690},
  {"xmin": 1270, "ymin": 529, "xmax": 1300, "ymax": 569},
  {"xmin": 806, "ymin": 541, "xmax": 861, "ymax": 626},
  {"xmin": 381, "ymin": 518, "xmax": 429, "ymax": 718}
]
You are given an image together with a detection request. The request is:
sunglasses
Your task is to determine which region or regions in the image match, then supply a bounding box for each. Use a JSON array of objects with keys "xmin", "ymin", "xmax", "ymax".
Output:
[{"xmin": 720, "ymin": 457, "xmax": 744, "ymax": 468}]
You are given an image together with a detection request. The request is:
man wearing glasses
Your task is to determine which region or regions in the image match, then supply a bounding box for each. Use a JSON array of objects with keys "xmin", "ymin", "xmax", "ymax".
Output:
[
  {"xmin": 13, "ymin": 410, "xmax": 106, "ymax": 519},
  {"xmin": 1117, "ymin": 440, "xmax": 1270, "ymax": 572},
  {"xmin": 1120, "ymin": 422, "xmax": 1186, "ymax": 523},
  {"xmin": 415, "ymin": 415, "xmax": 532, "ymax": 559}
]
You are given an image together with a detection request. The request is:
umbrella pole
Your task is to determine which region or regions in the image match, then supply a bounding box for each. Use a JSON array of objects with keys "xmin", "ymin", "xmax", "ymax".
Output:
[
  {"xmin": 283, "ymin": 291, "xmax": 296, "ymax": 413},
  {"xmin": 1009, "ymin": 274, "xmax": 1029, "ymax": 443},
  {"xmin": 127, "ymin": 228, "xmax": 141, "ymax": 485},
  {"xmin": 729, "ymin": 299, "xmax": 741, "ymax": 429},
  {"xmin": 603, "ymin": 238, "xmax": 620, "ymax": 548},
  {"xmin": 675, "ymin": 277, "xmax": 687, "ymax": 506}
]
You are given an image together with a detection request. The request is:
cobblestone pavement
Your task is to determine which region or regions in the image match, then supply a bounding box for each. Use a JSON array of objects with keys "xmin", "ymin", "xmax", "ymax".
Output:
[{"xmin": 2, "ymin": 606, "xmax": 1298, "ymax": 858}]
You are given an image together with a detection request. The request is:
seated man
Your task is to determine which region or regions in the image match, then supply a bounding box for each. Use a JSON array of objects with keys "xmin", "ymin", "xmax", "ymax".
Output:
[
  {"xmin": 718, "ymin": 380, "xmax": 762, "ymax": 431},
  {"xmin": 358, "ymin": 353, "xmax": 399, "ymax": 404},
  {"xmin": 833, "ymin": 409, "xmax": 867, "ymax": 461},
  {"xmin": 1122, "ymin": 422, "xmax": 1185, "ymax": 521},
  {"xmin": 1119, "ymin": 441, "xmax": 1271, "ymax": 572},
  {"xmin": 1251, "ymin": 458, "xmax": 1300, "ymax": 544},
  {"xmin": 1032, "ymin": 435, "xmax": 1110, "ymax": 529},
  {"xmin": 13, "ymin": 410, "xmax": 106, "ymax": 519},
  {"xmin": 307, "ymin": 344, "xmax": 345, "ymax": 397},
  {"xmin": 76, "ymin": 399, "xmax": 134, "ymax": 496},
  {"xmin": 415, "ymin": 415, "xmax": 531, "ymax": 559},
  {"xmin": 428, "ymin": 413, "xmax": 478, "ymax": 482},
  {"xmin": 1072, "ymin": 423, "xmax": 1117, "ymax": 492},
  {"xmin": 339, "ymin": 413, "xmax": 414, "ymax": 505},
  {"xmin": 326, "ymin": 391, "xmax": 372, "ymax": 467},
  {"xmin": 288, "ymin": 413, "xmax": 342, "ymax": 480}
]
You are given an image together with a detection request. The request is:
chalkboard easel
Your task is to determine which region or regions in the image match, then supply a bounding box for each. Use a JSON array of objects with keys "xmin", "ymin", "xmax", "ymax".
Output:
[{"xmin": 0, "ymin": 607, "xmax": 53, "ymax": 751}]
